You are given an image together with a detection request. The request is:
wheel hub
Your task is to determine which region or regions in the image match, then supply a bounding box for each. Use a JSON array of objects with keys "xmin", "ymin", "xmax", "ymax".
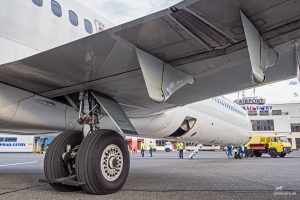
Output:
[
  {"xmin": 100, "ymin": 144, "xmax": 123, "ymax": 181},
  {"xmin": 108, "ymin": 157, "xmax": 118, "ymax": 169}
]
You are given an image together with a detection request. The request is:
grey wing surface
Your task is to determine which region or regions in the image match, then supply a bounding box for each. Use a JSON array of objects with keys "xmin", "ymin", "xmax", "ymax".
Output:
[{"xmin": 0, "ymin": 0, "xmax": 299, "ymax": 116}]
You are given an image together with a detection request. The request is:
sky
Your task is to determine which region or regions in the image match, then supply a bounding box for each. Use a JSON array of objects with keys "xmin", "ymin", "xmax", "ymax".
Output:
[
  {"xmin": 225, "ymin": 78, "xmax": 300, "ymax": 104},
  {"xmin": 83, "ymin": 0, "xmax": 300, "ymax": 104}
]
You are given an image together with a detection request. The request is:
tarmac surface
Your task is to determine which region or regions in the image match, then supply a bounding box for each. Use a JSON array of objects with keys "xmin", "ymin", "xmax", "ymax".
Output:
[{"xmin": 0, "ymin": 151, "xmax": 299, "ymax": 200}]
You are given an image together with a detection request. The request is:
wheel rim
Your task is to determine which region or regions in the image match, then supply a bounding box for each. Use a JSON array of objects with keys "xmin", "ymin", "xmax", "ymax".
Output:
[
  {"xmin": 100, "ymin": 144, "xmax": 123, "ymax": 182},
  {"xmin": 271, "ymin": 151, "xmax": 276, "ymax": 156}
]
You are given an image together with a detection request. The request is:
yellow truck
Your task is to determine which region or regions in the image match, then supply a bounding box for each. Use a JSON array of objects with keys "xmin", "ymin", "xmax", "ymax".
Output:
[{"xmin": 245, "ymin": 135, "xmax": 292, "ymax": 158}]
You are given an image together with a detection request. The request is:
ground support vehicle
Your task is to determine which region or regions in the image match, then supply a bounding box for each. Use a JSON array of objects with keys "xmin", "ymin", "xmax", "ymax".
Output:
[{"xmin": 246, "ymin": 135, "xmax": 292, "ymax": 158}]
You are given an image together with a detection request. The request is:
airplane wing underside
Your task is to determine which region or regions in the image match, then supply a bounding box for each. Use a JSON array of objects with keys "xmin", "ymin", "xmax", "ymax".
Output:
[{"xmin": 1, "ymin": 0, "xmax": 300, "ymax": 116}]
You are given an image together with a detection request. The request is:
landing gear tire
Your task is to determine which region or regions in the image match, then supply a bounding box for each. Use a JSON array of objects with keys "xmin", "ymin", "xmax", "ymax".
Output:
[
  {"xmin": 44, "ymin": 130, "xmax": 83, "ymax": 192},
  {"xmin": 269, "ymin": 149, "xmax": 278, "ymax": 158},
  {"xmin": 279, "ymin": 153, "xmax": 286, "ymax": 157},
  {"xmin": 76, "ymin": 130, "xmax": 130, "ymax": 195}
]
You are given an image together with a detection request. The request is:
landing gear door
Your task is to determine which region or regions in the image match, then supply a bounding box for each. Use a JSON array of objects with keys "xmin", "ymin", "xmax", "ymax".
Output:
[{"xmin": 92, "ymin": 92, "xmax": 137, "ymax": 135}]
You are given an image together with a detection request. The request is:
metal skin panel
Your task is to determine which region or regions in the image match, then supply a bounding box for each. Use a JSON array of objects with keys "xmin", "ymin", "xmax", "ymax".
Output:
[
  {"xmin": 92, "ymin": 92, "xmax": 137, "ymax": 135},
  {"xmin": 0, "ymin": 103, "xmax": 18, "ymax": 125},
  {"xmin": 0, "ymin": 83, "xmax": 33, "ymax": 125},
  {"xmin": 0, "ymin": 84, "xmax": 81, "ymax": 134},
  {"xmin": 8, "ymin": 95, "xmax": 67, "ymax": 131},
  {"xmin": 136, "ymin": 48, "xmax": 194, "ymax": 103},
  {"xmin": 241, "ymin": 12, "xmax": 278, "ymax": 83},
  {"xmin": 0, "ymin": 83, "xmax": 33, "ymax": 108}
]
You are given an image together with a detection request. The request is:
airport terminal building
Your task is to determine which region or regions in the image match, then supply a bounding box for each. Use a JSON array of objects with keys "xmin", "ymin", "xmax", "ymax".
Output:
[{"xmin": 235, "ymin": 97, "xmax": 300, "ymax": 149}]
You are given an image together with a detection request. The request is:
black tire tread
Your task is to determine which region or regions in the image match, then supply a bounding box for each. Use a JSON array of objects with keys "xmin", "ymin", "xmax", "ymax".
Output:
[
  {"xmin": 44, "ymin": 130, "xmax": 82, "ymax": 192},
  {"xmin": 279, "ymin": 153, "xmax": 286, "ymax": 157},
  {"xmin": 76, "ymin": 130, "xmax": 129, "ymax": 195},
  {"xmin": 76, "ymin": 130, "xmax": 105, "ymax": 194},
  {"xmin": 269, "ymin": 148, "xmax": 278, "ymax": 158}
]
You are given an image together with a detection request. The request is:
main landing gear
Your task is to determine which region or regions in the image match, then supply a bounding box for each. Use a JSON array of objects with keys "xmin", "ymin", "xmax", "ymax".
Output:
[
  {"xmin": 41, "ymin": 91, "xmax": 134, "ymax": 195},
  {"xmin": 43, "ymin": 130, "xmax": 130, "ymax": 194}
]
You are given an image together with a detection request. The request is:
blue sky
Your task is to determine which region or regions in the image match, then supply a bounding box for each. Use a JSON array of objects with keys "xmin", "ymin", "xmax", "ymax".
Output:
[{"xmin": 84, "ymin": 0, "xmax": 300, "ymax": 104}]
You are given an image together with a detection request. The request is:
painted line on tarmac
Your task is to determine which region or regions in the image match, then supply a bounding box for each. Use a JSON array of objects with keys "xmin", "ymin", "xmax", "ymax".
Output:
[
  {"xmin": 0, "ymin": 161, "xmax": 38, "ymax": 167},
  {"xmin": 0, "ymin": 184, "xmax": 44, "ymax": 196}
]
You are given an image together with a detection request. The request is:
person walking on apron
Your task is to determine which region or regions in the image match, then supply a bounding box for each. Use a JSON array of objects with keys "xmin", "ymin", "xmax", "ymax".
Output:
[
  {"xmin": 141, "ymin": 142, "xmax": 146, "ymax": 157},
  {"xmin": 149, "ymin": 141, "xmax": 154, "ymax": 157}
]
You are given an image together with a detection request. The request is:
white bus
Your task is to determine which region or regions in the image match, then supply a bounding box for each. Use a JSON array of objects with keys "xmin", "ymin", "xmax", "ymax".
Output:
[{"xmin": 0, "ymin": 134, "xmax": 35, "ymax": 153}]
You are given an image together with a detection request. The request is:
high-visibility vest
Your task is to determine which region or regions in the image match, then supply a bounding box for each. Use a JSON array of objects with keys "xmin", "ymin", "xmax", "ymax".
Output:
[
  {"xmin": 141, "ymin": 143, "xmax": 146, "ymax": 149},
  {"xmin": 178, "ymin": 142, "xmax": 184, "ymax": 150},
  {"xmin": 149, "ymin": 143, "xmax": 153, "ymax": 148},
  {"xmin": 177, "ymin": 142, "xmax": 184, "ymax": 150}
]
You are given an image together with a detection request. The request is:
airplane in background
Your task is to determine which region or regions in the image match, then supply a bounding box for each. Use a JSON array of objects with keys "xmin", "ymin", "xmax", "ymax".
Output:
[{"xmin": 0, "ymin": 0, "xmax": 300, "ymax": 195}]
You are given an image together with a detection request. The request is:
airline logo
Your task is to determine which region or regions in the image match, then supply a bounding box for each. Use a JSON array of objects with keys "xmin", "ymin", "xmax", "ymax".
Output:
[{"xmin": 0, "ymin": 143, "xmax": 26, "ymax": 147}]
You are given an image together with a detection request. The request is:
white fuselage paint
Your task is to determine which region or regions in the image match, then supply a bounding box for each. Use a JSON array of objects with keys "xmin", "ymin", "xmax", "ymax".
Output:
[
  {"xmin": 0, "ymin": 0, "xmax": 110, "ymax": 64},
  {"xmin": 0, "ymin": 0, "xmax": 251, "ymax": 146}
]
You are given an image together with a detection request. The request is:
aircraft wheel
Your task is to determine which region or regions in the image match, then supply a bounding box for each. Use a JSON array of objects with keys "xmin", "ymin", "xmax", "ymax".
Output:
[
  {"xmin": 44, "ymin": 130, "xmax": 83, "ymax": 192},
  {"xmin": 76, "ymin": 130, "xmax": 130, "ymax": 195}
]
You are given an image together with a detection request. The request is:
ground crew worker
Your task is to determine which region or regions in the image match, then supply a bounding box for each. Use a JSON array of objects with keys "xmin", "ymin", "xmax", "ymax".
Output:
[
  {"xmin": 149, "ymin": 141, "xmax": 153, "ymax": 157},
  {"xmin": 234, "ymin": 146, "xmax": 243, "ymax": 159},
  {"xmin": 244, "ymin": 145, "xmax": 249, "ymax": 158},
  {"xmin": 177, "ymin": 142, "xmax": 184, "ymax": 159},
  {"xmin": 141, "ymin": 142, "xmax": 146, "ymax": 157},
  {"xmin": 240, "ymin": 145, "xmax": 245, "ymax": 158},
  {"xmin": 227, "ymin": 145, "xmax": 233, "ymax": 158}
]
